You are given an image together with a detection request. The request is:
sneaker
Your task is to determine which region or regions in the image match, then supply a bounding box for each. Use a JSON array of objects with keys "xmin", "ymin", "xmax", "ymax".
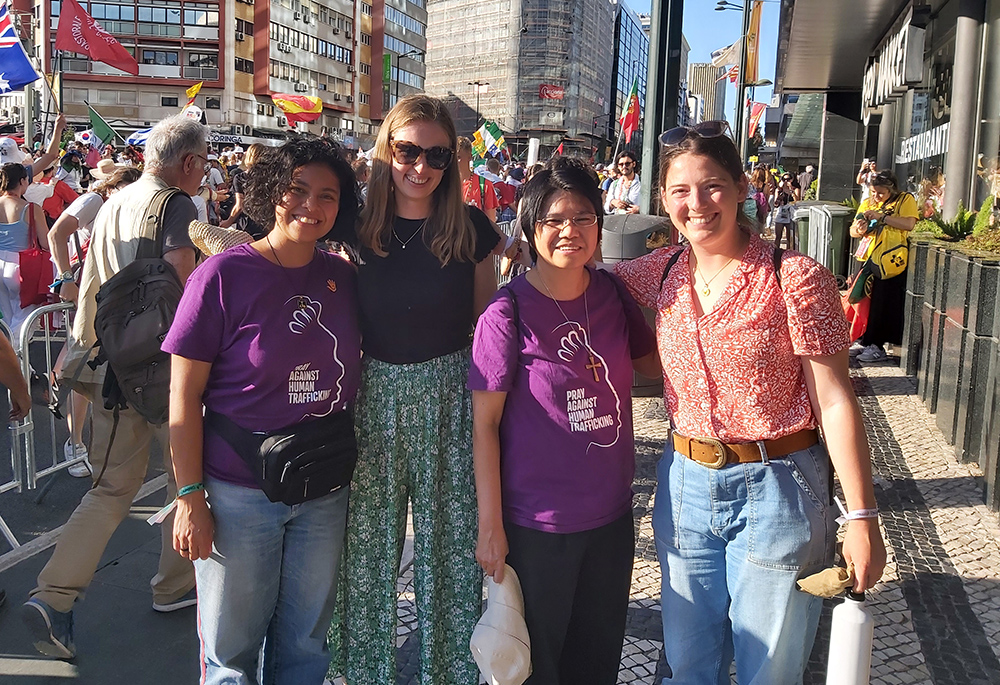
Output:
[
  {"xmin": 64, "ymin": 439, "xmax": 92, "ymax": 479},
  {"xmin": 152, "ymin": 587, "xmax": 197, "ymax": 613},
  {"xmin": 857, "ymin": 344, "xmax": 888, "ymax": 363},
  {"xmin": 21, "ymin": 598, "xmax": 75, "ymax": 659},
  {"xmin": 848, "ymin": 341, "xmax": 867, "ymax": 357}
]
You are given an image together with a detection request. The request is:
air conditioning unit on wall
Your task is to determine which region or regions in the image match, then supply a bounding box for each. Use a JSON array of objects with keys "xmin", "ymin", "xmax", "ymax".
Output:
[
  {"xmin": 235, "ymin": 31, "xmax": 245, "ymax": 41},
  {"xmin": 346, "ymin": 95, "xmax": 354, "ymax": 103},
  {"xmin": 277, "ymin": 116, "xmax": 287, "ymax": 127},
  {"xmin": 243, "ymin": 124, "xmax": 253, "ymax": 135}
]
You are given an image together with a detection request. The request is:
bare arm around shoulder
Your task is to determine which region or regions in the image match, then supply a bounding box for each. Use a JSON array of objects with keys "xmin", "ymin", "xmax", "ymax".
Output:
[
  {"xmin": 801, "ymin": 349, "xmax": 887, "ymax": 592},
  {"xmin": 170, "ymin": 355, "xmax": 214, "ymax": 561},
  {"xmin": 473, "ymin": 389, "xmax": 509, "ymax": 583},
  {"xmin": 474, "ymin": 256, "xmax": 498, "ymax": 318}
]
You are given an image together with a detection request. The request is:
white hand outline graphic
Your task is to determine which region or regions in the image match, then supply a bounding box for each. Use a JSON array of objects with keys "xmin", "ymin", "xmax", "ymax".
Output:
[{"xmin": 284, "ymin": 295, "xmax": 345, "ymax": 416}]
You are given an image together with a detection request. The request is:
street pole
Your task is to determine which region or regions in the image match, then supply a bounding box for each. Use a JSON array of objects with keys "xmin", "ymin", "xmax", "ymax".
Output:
[
  {"xmin": 395, "ymin": 50, "xmax": 422, "ymax": 109},
  {"xmin": 735, "ymin": 0, "xmax": 751, "ymax": 162}
]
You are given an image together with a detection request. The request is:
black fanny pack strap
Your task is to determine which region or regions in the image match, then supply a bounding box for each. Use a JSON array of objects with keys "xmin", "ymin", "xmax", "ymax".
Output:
[{"xmin": 204, "ymin": 409, "xmax": 265, "ymax": 465}]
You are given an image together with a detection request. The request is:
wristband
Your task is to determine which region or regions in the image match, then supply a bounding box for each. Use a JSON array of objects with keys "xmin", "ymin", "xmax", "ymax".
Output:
[
  {"xmin": 177, "ymin": 482, "xmax": 205, "ymax": 498},
  {"xmin": 844, "ymin": 508, "xmax": 879, "ymax": 520}
]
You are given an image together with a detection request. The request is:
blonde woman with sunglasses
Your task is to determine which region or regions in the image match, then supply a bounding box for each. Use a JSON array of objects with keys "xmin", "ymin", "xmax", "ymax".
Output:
[
  {"xmin": 614, "ymin": 122, "xmax": 886, "ymax": 683},
  {"xmin": 328, "ymin": 94, "xmax": 499, "ymax": 685}
]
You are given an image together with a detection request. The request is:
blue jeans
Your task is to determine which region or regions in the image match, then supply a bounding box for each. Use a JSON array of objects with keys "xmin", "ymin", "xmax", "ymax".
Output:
[
  {"xmin": 652, "ymin": 444, "xmax": 836, "ymax": 685},
  {"xmin": 196, "ymin": 477, "xmax": 350, "ymax": 685}
]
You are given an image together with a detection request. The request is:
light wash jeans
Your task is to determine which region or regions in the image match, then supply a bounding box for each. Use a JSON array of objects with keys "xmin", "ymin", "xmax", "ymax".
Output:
[
  {"xmin": 653, "ymin": 443, "xmax": 836, "ymax": 685},
  {"xmin": 195, "ymin": 477, "xmax": 350, "ymax": 685}
]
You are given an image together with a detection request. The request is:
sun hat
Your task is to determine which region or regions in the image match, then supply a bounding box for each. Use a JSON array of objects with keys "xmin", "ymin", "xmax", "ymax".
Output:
[
  {"xmin": 469, "ymin": 564, "xmax": 531, "ymax": 685},
  {"xmin": 90, "ymin": 158, "xmax": 124, "ymax": 181},
  {"xmin": 187, "ymin": 220, "xmax": 254, "ymax": 256}
]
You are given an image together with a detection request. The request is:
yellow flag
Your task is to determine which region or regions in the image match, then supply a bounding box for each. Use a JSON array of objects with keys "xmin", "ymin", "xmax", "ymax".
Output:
[
  {"xmin": 185, "ymin": 81, "xmax": 203, "ymax": 104},
  {"xmin": 745, "ymin": 1, "xmax": 763, "ymax": 83}
]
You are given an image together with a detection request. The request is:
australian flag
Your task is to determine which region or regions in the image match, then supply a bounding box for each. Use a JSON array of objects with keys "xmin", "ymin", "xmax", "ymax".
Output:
[{"xmin": 0, "ymin": 0, "xmax": 39, "ymax": 93}]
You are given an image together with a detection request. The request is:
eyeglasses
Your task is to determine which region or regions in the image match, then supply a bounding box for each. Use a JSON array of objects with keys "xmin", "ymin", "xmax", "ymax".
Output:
[
  {"xmin": 389, "ymin": 140, "xmax": 454, "ymax": 170},
  {"xmin": 192, "ymin": 153, "xmax": 211, "ymax": 173},
  {"xmin": 658, "ymin": 120, "xmax": 733, "ymax": 147},
  {"xmin": 536, "ymin": 214, "xmax": 599, "ymax": 230},
  {"xmin": 618, "ymin": 160, "xmax": 635, "ymax": 168}
]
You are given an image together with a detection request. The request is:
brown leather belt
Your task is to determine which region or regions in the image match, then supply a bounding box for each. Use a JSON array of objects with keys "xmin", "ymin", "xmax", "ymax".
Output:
[{"xmin": 671, "ymin": 429, "xmax": 819, "ymax": 469}]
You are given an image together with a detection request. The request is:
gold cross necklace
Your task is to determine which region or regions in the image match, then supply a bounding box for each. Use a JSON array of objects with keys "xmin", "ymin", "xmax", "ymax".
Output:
[{"xmin": 537, "ymin": 272, "xmax": 603, "ymax": 382}]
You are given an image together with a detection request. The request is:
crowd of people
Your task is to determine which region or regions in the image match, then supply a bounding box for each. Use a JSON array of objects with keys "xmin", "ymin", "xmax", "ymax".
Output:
[{"xmin": 0, "ymin": 97, "xmax": 895, "ymax": 685}]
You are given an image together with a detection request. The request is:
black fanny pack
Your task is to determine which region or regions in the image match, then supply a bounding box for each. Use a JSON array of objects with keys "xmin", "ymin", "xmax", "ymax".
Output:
[{"xmin": 204, "ymin": 408, "xmax": 358, "ymax": 505}]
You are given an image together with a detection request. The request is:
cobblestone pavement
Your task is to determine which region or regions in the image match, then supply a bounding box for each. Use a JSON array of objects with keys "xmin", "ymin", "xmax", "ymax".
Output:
[{"xmin": 380, "ymin": 360, "xmax": 1000, "ymax": 684}]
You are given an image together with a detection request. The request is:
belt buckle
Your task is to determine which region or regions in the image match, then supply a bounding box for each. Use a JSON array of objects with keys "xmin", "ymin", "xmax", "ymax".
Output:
[{"xmin": 693, "ymin": 436, "xmax": 728, "ymax": 469}]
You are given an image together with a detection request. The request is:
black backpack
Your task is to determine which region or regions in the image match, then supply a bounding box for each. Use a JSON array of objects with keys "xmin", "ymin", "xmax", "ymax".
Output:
[{"xmin": 92, "ymin": 187, "xmax": 184, "ymax": 425}]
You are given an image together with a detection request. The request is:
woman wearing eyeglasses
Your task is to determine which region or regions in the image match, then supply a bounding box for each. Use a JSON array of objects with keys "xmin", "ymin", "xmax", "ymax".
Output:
[
  {"xmin": 470, "ymin": 158, "xmax": 658, "ymax": 684},
  {"xmin": 614, "ymin": 121, "xmax": 886, "ymax": 684},
  {"xmin": 329, "ymin": 94, "xmax": 499, "ymax": 685}
]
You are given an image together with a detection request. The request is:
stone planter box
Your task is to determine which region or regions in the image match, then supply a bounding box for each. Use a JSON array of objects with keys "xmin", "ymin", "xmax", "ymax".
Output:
[{"xmin": 904, "ymin": 237, "xmax": 1000, "ymax": 512}]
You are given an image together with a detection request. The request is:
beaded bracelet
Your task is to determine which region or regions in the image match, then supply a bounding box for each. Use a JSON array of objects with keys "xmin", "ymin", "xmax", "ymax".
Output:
[{"xmin": 177, "ymin": 482, "xmax": 205, "ymax": 498}]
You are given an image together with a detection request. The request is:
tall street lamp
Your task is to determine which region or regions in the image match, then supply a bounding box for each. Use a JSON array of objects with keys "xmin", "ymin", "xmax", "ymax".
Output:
[
  {"xmin": 468, "ymin": 80, "xmax": 489, "ymax": 129},
  {"xmin": 395, "ymin": 49, "xmax": 423, "ymax": 106}
]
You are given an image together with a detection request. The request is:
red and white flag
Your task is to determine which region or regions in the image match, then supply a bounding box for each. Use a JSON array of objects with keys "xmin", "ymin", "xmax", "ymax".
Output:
[
  {"xmin": 55, "ymin": 0, "xmax": 138, "ymax": 75},
  {"xmin": 748, "ymin": 102, "xmax": 767, "ymax": 138}
]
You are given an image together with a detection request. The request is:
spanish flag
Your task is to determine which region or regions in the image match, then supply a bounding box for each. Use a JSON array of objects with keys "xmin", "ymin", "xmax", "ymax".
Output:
[{"xmin": 272, "ymin": 93, "xmax": 324, "ymax": 125}]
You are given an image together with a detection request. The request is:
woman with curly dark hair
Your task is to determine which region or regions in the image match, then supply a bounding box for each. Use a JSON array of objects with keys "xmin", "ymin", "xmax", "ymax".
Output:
[{"xmin": 163, "ymin": 137, "xmax": 361, "ymax": 684}]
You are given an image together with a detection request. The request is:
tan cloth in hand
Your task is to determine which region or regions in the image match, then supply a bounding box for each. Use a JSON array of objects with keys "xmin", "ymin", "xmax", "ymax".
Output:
[{"xmin": 797, "ymin": 564, "xmax": 855, "ymax": 598}]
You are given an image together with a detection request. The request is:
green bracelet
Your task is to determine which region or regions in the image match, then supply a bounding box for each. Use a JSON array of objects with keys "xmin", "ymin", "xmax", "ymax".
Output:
[{"xmin": 177, "ymin": 482, "xmax": 205, "ymax": 498}]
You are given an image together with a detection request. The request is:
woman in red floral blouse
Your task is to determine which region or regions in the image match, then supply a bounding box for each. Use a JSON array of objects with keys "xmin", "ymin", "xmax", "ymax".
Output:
[{"xmin": 614, "ymin": 123, "xmax": 887, "ymax": 684}]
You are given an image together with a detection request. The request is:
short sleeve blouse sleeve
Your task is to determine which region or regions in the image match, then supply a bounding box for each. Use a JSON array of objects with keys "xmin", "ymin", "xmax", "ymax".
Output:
[
  {"xmin": 895, "ymin": 192, "xmax": 920, "ymax": 219},
  {"xmin": 468, "ymin": 289, "xmax": 519, "ymax": 392},
  {"xmin": 778, "ymin": 253, "xmax": 851, "ymax": 356},
  {"xmin": 612, "ymin": 246, "xmax": 681, "ymax": 310}
]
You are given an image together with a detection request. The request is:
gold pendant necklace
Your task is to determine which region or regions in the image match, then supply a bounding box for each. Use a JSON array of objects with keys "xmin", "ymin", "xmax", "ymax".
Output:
[
  {"xmin": 695, "ymin": 256, "xmax": 736, "ymax": 297},
  {"xmin": 537, "ymin": 273, "xmax": 602, "ymax": 382}
]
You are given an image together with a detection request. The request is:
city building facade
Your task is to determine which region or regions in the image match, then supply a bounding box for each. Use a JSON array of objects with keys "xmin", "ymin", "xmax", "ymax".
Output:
[
  {"xmin": 687, "ymin": 62, "xmax": 726, "ymax": 122},
  {"xmin": 424, "ymin": 0, "xmax": 614, "ymax": 158},
  {"xmin": 605, "ymin": 0, "xmax": 650, "ymax": 159},
  {"xmin": 0, "ymin": 0, "xmax": 430, "ymax": 151}
]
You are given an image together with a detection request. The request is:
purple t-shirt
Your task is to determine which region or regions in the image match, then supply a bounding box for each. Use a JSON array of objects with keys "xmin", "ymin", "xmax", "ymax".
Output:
[
  {"xmin": 162, "ymin": 243, "xmax": 362, "ymax": 488},
  {"xmin": 468, "ymin": 268, "xmax": 656, "ymax": 533}
]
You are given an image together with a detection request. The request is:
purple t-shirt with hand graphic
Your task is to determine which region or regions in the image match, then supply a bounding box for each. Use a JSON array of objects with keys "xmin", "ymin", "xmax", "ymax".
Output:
[
  {"xmin": 162, "ymin": 243, "xmax": 362, "ymax": 489},
  {"xmin": 468, "ymin": 268, "xmax": 656, "ymax": 533}
]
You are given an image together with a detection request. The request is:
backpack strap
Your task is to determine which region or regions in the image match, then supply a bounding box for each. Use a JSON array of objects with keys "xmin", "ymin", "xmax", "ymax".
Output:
[
  {"xmin": 135, "ymin": 187, "xmax": 184, "ymax": 260},
  {"xmin": 659, "ymin": 248, "xmax": 684, "ymax": 289}
]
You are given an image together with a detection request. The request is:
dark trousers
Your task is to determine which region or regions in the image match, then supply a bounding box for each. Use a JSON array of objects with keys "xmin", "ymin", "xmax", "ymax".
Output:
[
  {"xmin": 505, "ymin": 511, "xmax": 635, "ymax": 685},
  {"xmin": 861, "ymin": 269, "xmax": 907, "ymax": 347}
]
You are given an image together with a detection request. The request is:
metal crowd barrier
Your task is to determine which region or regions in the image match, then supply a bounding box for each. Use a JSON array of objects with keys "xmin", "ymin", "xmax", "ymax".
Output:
[{"xmin": 14, "ymin": 302, "xmax": 81, "ymax": 493}]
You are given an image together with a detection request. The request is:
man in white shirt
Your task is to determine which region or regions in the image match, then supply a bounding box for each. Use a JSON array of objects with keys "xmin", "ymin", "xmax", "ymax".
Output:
[{"xmin": 604, "ymin": 151, "xmax": 641, "ymax": 214}]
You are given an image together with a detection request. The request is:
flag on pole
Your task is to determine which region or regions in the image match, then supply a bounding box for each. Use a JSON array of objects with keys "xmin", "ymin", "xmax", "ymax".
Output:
[
  {"xmin": 745, "ymin": 0, "xmax": 763, "ymax": 84},
  {"xmin": 126, "ymin": 127, "xmax": 152, "ymax": 146},
  {"xmin": 87, "ymin": 103, "xmax": 117, "ymax": 145},
  {"xmin": 619, "ymin": 80, "xmax": 640, "ymax": 144},
  {"xmin": 748, "ymin": 102, "xmax": 767, "ymax": 139},
  {"xmin": 55, "ymin": 0, "xmax": 139, "ymax": 75},
  {"xmin": 185, "ymin": 81, "xmax": 203, "ymax": 107},
  {"xmin": 272, "ymin": 93, "xmax": 323, "ymax": 124},
  {"xmin": 555, "ymin": 142, "xmax": 564, "ymax": 156},
  {"xmin": 710, "ymin": 39, "xmax": 741, "ymax": 68},
  {"xmin": 475, "ymin": 121, "xmax": 507, "ymax": 157},
  {"xmin": 716, "ymin": 65, "xmax": 739, "ymax": 84},
  {"xmin": 0, "ymin": 1, "xmax": 41, "ymax": 93},
  {"xmin": 471, "ymin": 129, "xmax": 487, "ymax": 158}
]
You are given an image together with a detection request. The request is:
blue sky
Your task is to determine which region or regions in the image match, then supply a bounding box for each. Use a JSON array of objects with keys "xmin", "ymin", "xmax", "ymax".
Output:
[{"xmin": 626, "ymin": 0, "xmax": 779, "ymax": 123}]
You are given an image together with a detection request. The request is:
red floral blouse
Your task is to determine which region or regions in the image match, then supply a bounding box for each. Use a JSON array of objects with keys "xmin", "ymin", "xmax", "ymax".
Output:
[{"xmin": 614, "ymin": 233, "xmax": 850, "ymax": 442}]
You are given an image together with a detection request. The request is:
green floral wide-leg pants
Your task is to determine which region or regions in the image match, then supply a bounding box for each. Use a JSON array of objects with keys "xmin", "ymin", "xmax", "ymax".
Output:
[{"xmin": 330, "ymin": 349, "xmax": 481, "ymax": 685}]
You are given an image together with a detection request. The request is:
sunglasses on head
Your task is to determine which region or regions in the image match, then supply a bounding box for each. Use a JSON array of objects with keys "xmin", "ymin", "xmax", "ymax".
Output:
[
  {"xmin": 389, "ymin": 140, "xmax": 454, "ymax": 170},
  {"xmin": 658, "ymin": 120, "xmax": 733, "ymax": 147}
]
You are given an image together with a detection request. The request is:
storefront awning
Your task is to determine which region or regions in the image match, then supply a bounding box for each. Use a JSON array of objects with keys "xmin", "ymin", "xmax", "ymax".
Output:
[{"xmin": 776, "ymin": 0, "xmax": 939, "ymax": 93}]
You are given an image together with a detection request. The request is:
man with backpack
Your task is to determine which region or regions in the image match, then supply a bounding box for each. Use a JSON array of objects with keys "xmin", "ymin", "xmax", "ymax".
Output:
[{"xmin": 22, "ymin": 114, "xmax": 207, "ymax": 660}]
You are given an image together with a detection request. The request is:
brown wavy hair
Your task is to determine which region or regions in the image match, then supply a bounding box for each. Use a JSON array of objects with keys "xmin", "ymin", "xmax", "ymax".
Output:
[{"xmin": 359, "ymin": 94, "xmax": 473, "ymax": 264}]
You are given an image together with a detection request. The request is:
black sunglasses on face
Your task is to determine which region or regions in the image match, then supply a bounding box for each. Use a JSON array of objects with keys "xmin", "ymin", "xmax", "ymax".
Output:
[
  {"xmin": 389, "ymin": 140, "xmax": 454, "ymax": 170},
  {"xmin": 658, "ymin": 120, "xmax": 733, "ymax": 147}
]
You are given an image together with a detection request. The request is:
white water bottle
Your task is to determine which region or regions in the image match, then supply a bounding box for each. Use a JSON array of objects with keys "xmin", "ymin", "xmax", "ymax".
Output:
[{"xmin": 825, "ymin": 591, "xmax": 874, "ymax": 685}]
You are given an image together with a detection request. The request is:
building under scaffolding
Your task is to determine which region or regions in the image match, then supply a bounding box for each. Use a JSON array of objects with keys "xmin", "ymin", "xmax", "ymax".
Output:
[{"xmin": 424, "ymin": 0, "xmax": 614, "ymax": 159}]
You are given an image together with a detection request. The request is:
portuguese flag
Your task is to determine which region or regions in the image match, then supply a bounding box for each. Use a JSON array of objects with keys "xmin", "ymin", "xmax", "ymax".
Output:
[
  {"xmin": 619, "ymin": 80, "xmax": 640, "ymax": 144},
  {"xmin": 271, "ymin": 93, "xmax": 324, "ymax": 125}
]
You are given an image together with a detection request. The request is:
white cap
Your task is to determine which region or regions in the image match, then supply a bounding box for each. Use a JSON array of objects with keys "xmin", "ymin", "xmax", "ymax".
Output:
[
  {"xmin": 0, "ymin": 137, "xmax": 22, "ymax": 166},
  {"xmin": 470, "ymin": 565, "xmax": 532, "ymax": 685}
]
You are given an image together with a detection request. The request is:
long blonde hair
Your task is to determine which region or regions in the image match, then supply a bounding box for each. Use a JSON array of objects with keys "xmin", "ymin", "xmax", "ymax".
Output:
[{"xmin": 360, "ymin": 95, "xmax": 474, "ymax": 264}]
